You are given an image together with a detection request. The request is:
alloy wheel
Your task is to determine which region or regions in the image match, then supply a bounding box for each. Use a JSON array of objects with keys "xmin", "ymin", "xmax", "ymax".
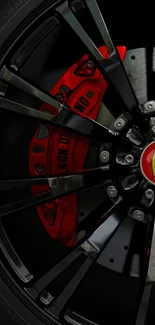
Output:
[{"xmin": 1, "ymin": 1, "xmax": 155, "ymax": 324}]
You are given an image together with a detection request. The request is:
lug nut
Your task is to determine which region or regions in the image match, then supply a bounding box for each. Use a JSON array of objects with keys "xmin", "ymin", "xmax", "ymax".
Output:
[
  {"xmin": 146, "ymin": 102, "xmax": 155, "ymax": 110},
  {"xmin": 125, "ymin": 154, "xmax": 134, "ymax": 164},
  {"xmin": 142, "ymin": 101, "xmax": 155, "ymax": 114},
  {"xmin": 114, "ymin": 118, "xmax": 125, "ymax": 130},
  {"xmin": 145, "ymin": 189, "xmax": 154, "ymax": 200},
  {"xmin": 147, "ymin": 103, "xmax": 153, "ymax": 109},
  {"xmin": 133, "ymin": 209, "xmax": 145, "ymax": 221},
  {"xmin": 107, "ymin": 185, "xmax": 118, "ymax": 198},
  {"xmin": 100, "ymin": 150, "xmax": 110, "ymax": 163}
]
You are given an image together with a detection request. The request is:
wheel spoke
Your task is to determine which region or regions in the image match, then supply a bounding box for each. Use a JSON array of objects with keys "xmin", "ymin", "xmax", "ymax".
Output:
[
  {"xmin": 0, "ymin": 66, "xmax": 61, "ymax": 113},
  {"xmin": 0, "ymin": 226, "xmax": 33, "ymax": 283},
  {"xmin": 137, "ymin": 221, "xmax": 155, "ymax": 325},
  {"xmin": 26, "ymin": 201, "xmax": 122, "ymax": 303},
  {"xmin": 42, "ymin": 207, "xmax": 124, "ymax": 317},
  {"xmin": 0, "ymin": 97, "xmax": 112, "ymax": 140},
  {"xmin": 124, "ymin": 207, "xmax": 153, "ymax": 278},
  {"xmin": 148, "ymin": 219, "xmax": 155, "ymax": 281},
  {"xmin": 0, "ymin": 167, "xmax": 109, "ymax": 191},
  {"xmin": 62, "ymin": 210, "xmax": 153, "ymax": 325},
  {"xmin": 0, "ymin": 177, "xmax": 58, "ymax": 191},
  {"xmin": 0, "ymin": 168, "xmax": 109, "ymax": 218},
  {"xmin": 85, "ymin": 0, "xmax": 115, "ymax": 57},
  {"xmin": 56, "ymin": 0, "xmax": 139, "ymax": 112},
  {"xmin": 0, "ymin": 1, "xmax": 153, "ymax": 324},
  {"xmin": 48, "ymin": 255, "xmax": 95, "ymax": 318},
  {"xmin": 97, "ymin": 217, "xmax": 135, "ymax": 273},
  {"xmin": 26, "ymin": 248, "xmax": 84, "ymax": 300}
]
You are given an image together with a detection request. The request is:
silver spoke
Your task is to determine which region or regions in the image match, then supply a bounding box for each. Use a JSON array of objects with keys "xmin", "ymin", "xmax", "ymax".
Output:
[
  {"xmin": 86, "ymin": 0, "xmax": 115, "ymax": 56},
  {"xmin": 0, "ymin": 176, "xmax": 57, "ymax": 191},
  {"xmin": 0, "ymin": 66, "xmax": 61, "ymax": 113},
  {"xmin": 0, "ymin": 168, "xmax": 109, "ymax": 218},
  {"xmin": 0, "ymin": 97, "xmax": 111, "ymax": 140}
]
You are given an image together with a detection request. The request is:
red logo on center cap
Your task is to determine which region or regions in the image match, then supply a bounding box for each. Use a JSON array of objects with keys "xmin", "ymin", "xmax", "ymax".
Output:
[{"xmin": 140, "ymin": 141, "xmax": 155, "ymax": 185}]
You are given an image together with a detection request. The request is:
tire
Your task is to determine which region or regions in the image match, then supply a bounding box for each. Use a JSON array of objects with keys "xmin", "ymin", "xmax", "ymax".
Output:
[
  {"xmin": 0, "ymin": 1, "xmax": 155, "ymax": 325},
  {"xmin": 0, "ymin": 1, "xmax": 64, "ymax": 323},
  {"xmin": 0, "ymin": 1, "xmax": 56, "ymax": 324}
]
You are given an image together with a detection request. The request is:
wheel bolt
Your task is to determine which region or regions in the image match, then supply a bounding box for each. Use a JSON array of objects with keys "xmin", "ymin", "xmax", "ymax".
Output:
[
  {"xmin": 114, "ymin": 118, "xmax": 125, "ymax": 130},
  {"xmin": 107, "ymin": 185, "xmax": 118, "ymax": 198},
  {"xmin": 100, "ymin": 150, "xmax": 110, "ymax": 163},
  {"xmin": 133, "ymin": 209, "xmax": 145, "ymax": 221},
  {"xmin": 87, "ymin": 60, "xmax": 94, "ymax": 68},
  {"xmin": 146, "ymin": 102, "xmax": 155, "ymax": 110},
  {"xmin": 125, "ymin": 154, "xmax": 134, "ymax": 164},
  {"xmin": 145, "ymin": 189, "xmax": 154, "ymax": 200},
  {"xmin": 60, "ymin": 86, "xmax": 69, "ymax": 94},
  {"xmin": 56, "ymin": 94, "xmax": 63, "ymax": 101}
]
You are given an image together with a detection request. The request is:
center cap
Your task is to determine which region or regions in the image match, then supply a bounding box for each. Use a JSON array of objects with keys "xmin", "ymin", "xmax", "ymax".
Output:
[{"xmin": 141, "ymin": 141, "xmax": 155, "ymax": 185}]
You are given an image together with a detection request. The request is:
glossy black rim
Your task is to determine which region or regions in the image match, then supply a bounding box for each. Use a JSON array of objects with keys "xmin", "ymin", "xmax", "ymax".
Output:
[{"xmin": 0, "ymin": 1, "xmax": 155, "ymax": 324}]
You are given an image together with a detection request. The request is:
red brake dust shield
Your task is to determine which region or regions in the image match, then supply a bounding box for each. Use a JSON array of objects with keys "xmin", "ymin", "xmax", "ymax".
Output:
[{"xmin": 29, "ymin": 46, "xmax": 126, "ymax": 246}]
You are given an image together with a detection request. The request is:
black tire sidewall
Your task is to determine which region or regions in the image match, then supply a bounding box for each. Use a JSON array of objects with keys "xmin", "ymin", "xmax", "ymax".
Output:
[
  {"xmin": 0, "ymin": 0, "xmax": 46, "ymax": 47},
  {"xmin": 0, "ymin": 2, "xmax": 58, "ymax": 324}
]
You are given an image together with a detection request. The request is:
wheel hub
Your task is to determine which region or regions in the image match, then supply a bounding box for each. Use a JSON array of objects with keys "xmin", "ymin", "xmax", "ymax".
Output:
[{"xmin": 141, "ymin": 141, "xmax": 155, "ymax": 185}]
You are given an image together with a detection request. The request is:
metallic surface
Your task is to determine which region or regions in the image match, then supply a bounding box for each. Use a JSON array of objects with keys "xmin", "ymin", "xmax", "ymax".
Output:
[
  {"xmin": 124, "ymin": 49, "xmax": 147, "ymax": 105},
  {"xmin": 142, "ymin": 101, "xmax": 155, "ymax": 114},
  {"xmin": 125, "ymin": 154, "xmax": 134, "ymax": 164},
  {"xmin": 100, "ymin": 150, "xmax": 110, "ymax": 163},
  {"xmin": 97, "ymin": 217, "xmax": 135, "ymax": 273},
  {"xmin": 133, "ymin": 210, "xmax": 145, "ymax": 221},
  {"xmin": 57, "ymin": 0, "xmax": 138, "ymax": 112},
  {"xmin": 0, "ymin": 0, "xmax": 154, "ymax": 322},
  {"xmin": 0, "ymin": 66, "xmax": 62, "ymax": 113},
  {"xmin": 88, "ymin": 211, "xmax": 121, "ymax": 251},
  {"xmin": 107, "ymin": 185, "xmax": 118, "ymax": 198},
  {"xmin": 0, "ymin": 97, "xmax": 111, "ymax": 140},
  {"xmin": 145, "ymin": 189, "xmax": 154, "ymax": 200}
]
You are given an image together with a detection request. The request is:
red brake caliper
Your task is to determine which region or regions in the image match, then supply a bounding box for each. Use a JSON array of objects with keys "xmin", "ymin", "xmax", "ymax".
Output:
[{"xmin": 29, "ymin": 46, "xmax": 126, "ymax": 246}]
